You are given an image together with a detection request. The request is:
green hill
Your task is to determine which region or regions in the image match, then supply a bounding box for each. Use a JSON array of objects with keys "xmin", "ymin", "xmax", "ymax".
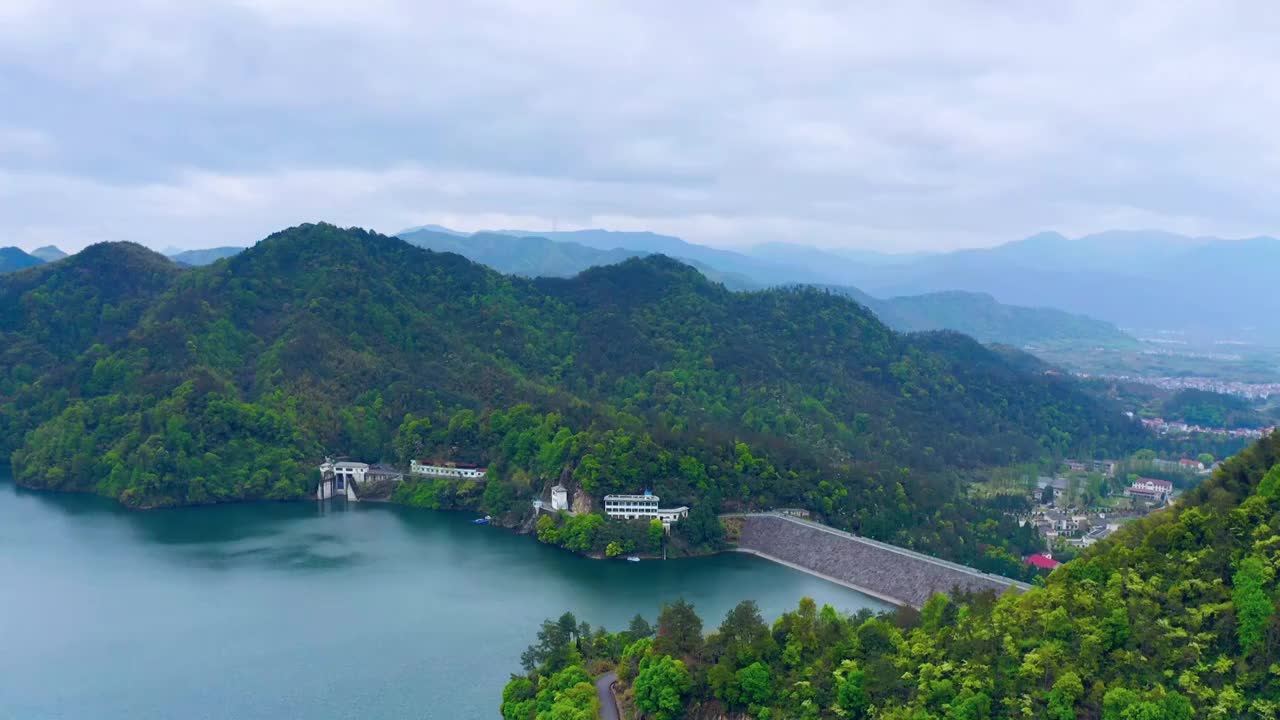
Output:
[
  {"xmin": 504, "ymin": 430, "xmax": 1280, "ymax": 719},
  {"xmin": 0, "ymin": 247, "xmax": 44, "ymax": 273},
  {"xmin": 2, "ymin": 224, "xmax": 1143, "ymax": 566},
  {"xmin": 399, "ymin": 227, "xmax": 760, "ymax": 289},
  {"xmin": 168, "ymin": 246, "xmax": 246, "ymax": 266},
  {"xmin": 862, "ymin": 289, "xmax": 1137, "ymax": 348}
]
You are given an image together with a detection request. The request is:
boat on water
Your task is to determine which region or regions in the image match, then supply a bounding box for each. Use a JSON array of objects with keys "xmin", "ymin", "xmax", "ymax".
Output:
[
  {"xmin": 472, "ymin": 516, "xmax": 491, "ymax": 525},
  {"xmin": 625, "ymin": 556, "xmax": 641, "ymax": 562}
]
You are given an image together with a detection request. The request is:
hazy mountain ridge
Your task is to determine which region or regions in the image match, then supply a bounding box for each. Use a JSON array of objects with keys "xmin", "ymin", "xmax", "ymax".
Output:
[
  {"xmin": 398, "ymin": 225, "xmax": 1138, "ymax": 349},
  {"xmin": 168, "ymin": 246, "xmax": 247, "ymax": 266},
  {"xmin": 30, "ymin": 246, "xmax": 67, "ymax": 262},
  {"xmin": 0, "ymin": 247, "xmax": 45, "ymax": 274}
]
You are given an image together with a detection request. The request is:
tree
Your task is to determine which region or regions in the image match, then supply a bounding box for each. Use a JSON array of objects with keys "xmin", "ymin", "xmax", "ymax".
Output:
[
  {"xmin": 655, "ymin": 599, "xmax": 703, "ymax": 659},
  {"xmin": 628, "ymin": 614, "xmax": 654, "ymax": 639},
  {"xmin": 633, "ymin": 654, "xmax": 692, "ymax": 720},
  {"xmin": 716, "ymin": 600, "xmax": 770, "ymax": 662},
  {"xmin": 734, "ymin": 661, "xmax": 773, "ymax": 708},
  {"xmin": 648, "ymin": 518, "xmax": 665, "ymax": 552},
  {"xmin": 834, "ymin": 664, "xmax": 869, "ymax": 719},
  {"xmin": 520, "ymin": 612, "xmax": 581, "ymax": 673},
  {"xmin": 677, "ymin": 503, "xmax": 725, "ymax": 549},
  {"xmin": 499, "ymin": 676, "xmax": 536, "ymax": 720},
  {"xmin": 1047, "ymin": 671, "xmax": 1083, "ymax": 720},
  {"xmin": 618, "ymin": 637, "xmax": 652, "ymax": 683},
  {"xmin": 1233, "ymin": 555, "xmax": 1274, "ymax": 654},
  {"xmin": 1040, "ymin": 483, "xmax": 1055, "ymax": 505}
]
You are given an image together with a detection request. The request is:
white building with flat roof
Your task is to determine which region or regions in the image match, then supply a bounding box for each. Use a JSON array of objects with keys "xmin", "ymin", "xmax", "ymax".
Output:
[
  {"xmin": 603, "ymin": 492, "xmax": 688, "ymax": 530},
  {"xmin": 411, "ymin": 460, "xmax": 487, "ymax": 479},
  {"xmin": 604, "ymin": 493, "xmax": 660, "ymax": 519},
  {"xmin": 318, "ymin": 459, "xmax": 368, "ymax": 500}
]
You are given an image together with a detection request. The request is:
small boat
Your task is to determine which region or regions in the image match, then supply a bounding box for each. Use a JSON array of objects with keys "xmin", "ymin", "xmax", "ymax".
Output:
[
  {"xmin": 626, "ymin": 556, "xmax": 641, "ymax": 563},
  {"xmin": 472, "ymin": 516, "xmax": 491, "ymax": 525}
]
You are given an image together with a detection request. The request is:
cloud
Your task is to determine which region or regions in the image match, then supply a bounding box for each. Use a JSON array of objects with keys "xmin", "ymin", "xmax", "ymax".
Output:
[{"xmin": 1, "ymin": 1, "xmax": 1279, "ymax": 252}]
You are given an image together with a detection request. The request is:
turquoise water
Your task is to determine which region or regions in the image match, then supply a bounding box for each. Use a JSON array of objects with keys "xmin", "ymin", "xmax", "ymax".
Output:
[{"xmin": 0, "ymin": 473, "xmax": 885, "ymax": 718}]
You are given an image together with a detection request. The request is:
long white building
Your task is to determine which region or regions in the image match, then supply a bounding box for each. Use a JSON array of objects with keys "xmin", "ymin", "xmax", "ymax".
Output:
[
  {"xmin": 603, "ymin": 492, "xmax": 689, "ymax": 529},
  {"xmin": 410, "ymin": 460, "xmax": 487, "ymax": 479}
]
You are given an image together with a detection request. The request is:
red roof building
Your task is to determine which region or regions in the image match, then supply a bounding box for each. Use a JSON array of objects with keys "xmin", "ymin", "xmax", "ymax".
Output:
[{"xmin": 1026, "ymin": 554, "xmax": 1061, "ymax": 570}]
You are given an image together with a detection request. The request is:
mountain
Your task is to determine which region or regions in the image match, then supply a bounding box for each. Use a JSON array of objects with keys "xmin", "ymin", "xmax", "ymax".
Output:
[
  {"xmin": 839, "ymin": 231, "xmax": 1280, "ymax": 341},
  {"xmin": 505, "ymin": 430, "xmax": 1280, "ymax": 719},
  {"xmin": 30, "ymin": 245, "xmax": 67, "ymax": 262},
  {"xmin": 399, "ymin": 223, "xmax": 469, "ymax": 237},
  {"xmin": 469, "ymin": 226, "xmax": 826, "ymax": 285},
  {"xmin": 399, "ymin": 228, "xmax": 759, "ymax": 289},
  {"xmin": 0, "ymin": 247, "xmax": 44, "ymax": 273},
  {"xmin": 168, "ymin": 246, "xmax": 246, "ymax": 266},
  {"xmin": 746, "ymin": 242, "xmax": 919, "ymax": 277},
  {"xmin": 400, "ymin": 228, "xmax": 646, "ymax": 277},
  {"xmin": 846, "ymin": 289, "xmax": 1137, "ymax": 348},
  {"xmin": 1, "ymin": 223, "xmax": 1143, "ymax": 568},
  {"xmin": 405, "ymin": 226, "xmax": 1129, "ymax": 346}
]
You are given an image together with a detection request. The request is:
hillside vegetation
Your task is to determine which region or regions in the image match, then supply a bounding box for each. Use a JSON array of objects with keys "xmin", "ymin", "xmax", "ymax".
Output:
[
  {"xmin": 506, "ymin": 431, "xmax": 1280, "ymax": 719},
  {"xmin": 1, "ymin": 224, "xmax": 1142, "ymax": 567}
]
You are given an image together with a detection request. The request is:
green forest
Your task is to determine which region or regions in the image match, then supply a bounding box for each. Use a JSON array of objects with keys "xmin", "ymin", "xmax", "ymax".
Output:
[
  {"xmin": 1, "ymin": 224, "xmax": 1144, "ymax": 567},
  {"xmin": 505, "ymin": 431, "xmax": 1280, "ymax": 719}
]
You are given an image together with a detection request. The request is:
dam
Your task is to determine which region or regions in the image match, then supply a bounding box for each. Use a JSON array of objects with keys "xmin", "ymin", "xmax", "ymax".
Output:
[{"xmin": 735, "ymin": 513, "xmax": 1031, "ymax": 608}]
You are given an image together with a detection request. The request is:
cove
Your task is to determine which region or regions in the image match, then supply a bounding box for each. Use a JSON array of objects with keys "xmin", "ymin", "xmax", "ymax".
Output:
[{"xmin": 0, "ymin": 471, "xmax": 886, "ymax": 719}]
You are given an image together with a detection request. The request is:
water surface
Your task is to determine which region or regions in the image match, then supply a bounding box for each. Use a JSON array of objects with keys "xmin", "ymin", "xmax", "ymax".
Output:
[{"xmin": 0, "ymin": 473, "xmax": 885, "ymax": 718}]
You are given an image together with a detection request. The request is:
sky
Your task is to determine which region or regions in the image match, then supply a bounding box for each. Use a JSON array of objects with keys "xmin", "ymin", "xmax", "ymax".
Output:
[{"xmin": 3, "ymin": 1, "xmax": 1280, "ymax": 253}]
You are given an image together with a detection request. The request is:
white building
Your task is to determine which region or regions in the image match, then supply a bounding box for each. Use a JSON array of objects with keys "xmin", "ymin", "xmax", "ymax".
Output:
[
  {"xmin": 551, "ymin": 484, "xmax": 570, "ymax": 511},
  {"xmin": 604, "ymin": 493, "xmax": 660, "ymax": 519},
  {"xmin": 656, "ymin": 507, "xmax": 690, "ymax": 527},
  {"xmin": 317, "ymin": 459, "xmax": 368, "ymax": 500},
  {"xmin": 410, "ymin": 460, "xmax": 487, "ymax": 479},
  {"xmin": 603, "ymin": 492, "xmax": 689, "ymax": 530}
]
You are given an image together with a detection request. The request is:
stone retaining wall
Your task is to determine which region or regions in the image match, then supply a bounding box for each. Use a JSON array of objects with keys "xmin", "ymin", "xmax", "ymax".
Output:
[{"xmin": 736, "ymin": 514, "xmax": 1028, "ymax": 608}]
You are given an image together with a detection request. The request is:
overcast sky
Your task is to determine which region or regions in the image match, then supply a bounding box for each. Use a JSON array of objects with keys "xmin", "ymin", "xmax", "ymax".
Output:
[{"xmin": 3, "ymin": 1, "xmax": 1279, "ymax": 252}]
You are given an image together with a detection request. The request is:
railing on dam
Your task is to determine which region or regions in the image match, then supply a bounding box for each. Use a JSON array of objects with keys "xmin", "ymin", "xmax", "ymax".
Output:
[{"xmin": 731, "ymin": 512, "xmax": 1031, "ymax": 608}]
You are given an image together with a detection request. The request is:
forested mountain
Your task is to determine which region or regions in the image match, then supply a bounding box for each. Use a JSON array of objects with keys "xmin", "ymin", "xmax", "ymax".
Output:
[
  {"xmin": 845, "ymin": 289, "xmax": 1136, "ymax": 347},
  {"xmin": 0, "ymin": 247, "xmax": 44, "ymax": 273},
  {"xmin": 400, "ymin": 228, "xmax": 642, "ymax": 277},
  {"xmin": 168, "ymin": 246, "xmax": 246, "ymax": 266},
  {"xmin": 505, "ymin": 431, "xmax": 1280, "ymax": 719},
  {"xmin": 2, "ymin": 224, "xmax": 1143, "ymax": 565},
  {"xmin": 400, "ymin": 226, "xmax": 1134, "ymax": 348},
  {"xmin": 30, "ymin": 245, "xmax": 67, "ymax": 262},
  {"xmin": 398, "ymin": 227, "xmax": 759, "ymax": 289},
  {"xmin": 422, "ymin": 224, "xmax": 821, "ymax": 285}
]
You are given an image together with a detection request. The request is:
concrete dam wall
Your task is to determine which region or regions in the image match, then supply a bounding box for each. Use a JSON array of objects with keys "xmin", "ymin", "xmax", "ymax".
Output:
[{"xmin": 735, "ymin": 514, "xmax": 1030, "ymax": 608}]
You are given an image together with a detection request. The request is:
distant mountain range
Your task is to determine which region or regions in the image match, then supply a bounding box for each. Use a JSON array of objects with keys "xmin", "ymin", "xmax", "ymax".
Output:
[
  {"xmin": 168, "ymin": 246, "xmax": 245, "ymax": 266},
  {"xmin": 397, "ymin": 228, "xmax": 761, "ymax": 290},
  {"xmin": 25, "ymin": 223, "xmax": 1269, "ymax": 347},
  {"xmin": 396, "ymin": 225, "xmax": 1137, "ymax": 350},
  {"xmin": 817, "ymin": 230, "xmax": 1280, "ymax": 342}
]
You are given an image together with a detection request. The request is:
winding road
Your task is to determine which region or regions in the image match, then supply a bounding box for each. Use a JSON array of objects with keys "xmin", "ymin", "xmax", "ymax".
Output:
[{"xmin": 595, "ymin": 671, "xmax": 620, "ymax": 720}]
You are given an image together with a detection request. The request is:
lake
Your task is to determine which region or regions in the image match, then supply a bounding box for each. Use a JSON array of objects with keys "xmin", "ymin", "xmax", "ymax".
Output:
[{"xmin": 0, "ymin": 472, "xmax": 886, "ymax": 719}]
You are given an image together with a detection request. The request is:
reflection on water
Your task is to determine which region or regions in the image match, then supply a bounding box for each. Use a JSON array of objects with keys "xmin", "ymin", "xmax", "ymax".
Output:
[{"xmin": 0, "ymin": 472, "xmax": 886, "ymax": 719}]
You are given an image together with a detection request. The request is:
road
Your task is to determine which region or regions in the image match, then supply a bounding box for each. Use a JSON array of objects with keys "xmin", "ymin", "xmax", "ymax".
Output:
[{"xmin": 595, "ymin": 671, "xmax": 620, "ymax": 720}]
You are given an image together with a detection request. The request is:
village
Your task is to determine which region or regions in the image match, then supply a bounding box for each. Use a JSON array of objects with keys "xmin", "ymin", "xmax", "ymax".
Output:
[{"xmin": 1019, "ymin": 453, "xmax": 1214, "ymax": 570}]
